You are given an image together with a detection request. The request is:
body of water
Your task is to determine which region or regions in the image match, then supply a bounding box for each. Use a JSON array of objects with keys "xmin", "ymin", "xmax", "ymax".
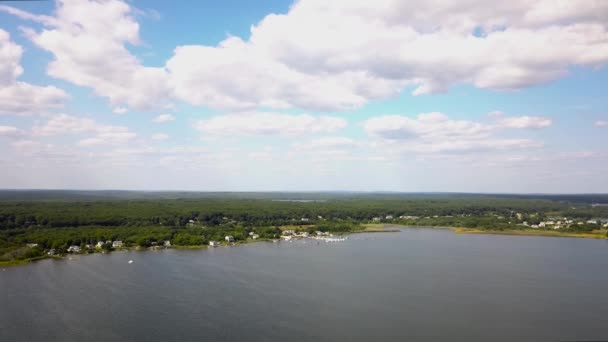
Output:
[{"xmin": 2, "ymin": 228, "xmax": 608, "ymax": 341}]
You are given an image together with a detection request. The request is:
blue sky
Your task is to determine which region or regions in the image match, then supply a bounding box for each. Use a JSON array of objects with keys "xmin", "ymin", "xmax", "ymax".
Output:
[{"xmin": 0, "ymin": 0, "xmax": 607, "ymax": 192}]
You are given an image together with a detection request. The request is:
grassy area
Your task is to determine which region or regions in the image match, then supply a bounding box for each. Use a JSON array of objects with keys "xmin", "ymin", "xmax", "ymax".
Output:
[
  {"xmin": 453, "ymin": 228, "xmax": 608, "ymax": 239},
  {"xmin": 361, "ymin": 223, "xmax": 402, "ymax": 232},
  {"xmin": 0, "ymin": 255, "xmax": 56, "ymax": 267}
]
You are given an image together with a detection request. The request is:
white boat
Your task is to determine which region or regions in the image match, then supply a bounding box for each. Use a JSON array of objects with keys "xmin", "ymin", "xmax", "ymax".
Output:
[{"xmin": 128, "ymin": 260, "xmax": 133, "ymax": 264}]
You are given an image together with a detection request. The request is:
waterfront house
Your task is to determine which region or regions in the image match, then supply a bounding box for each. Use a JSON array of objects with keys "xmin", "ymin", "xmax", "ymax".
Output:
[
  {"xmin": 112, "ymin": 241, "xmax": 123, "ymax": 248},
  {"xmin": 301, "ymin": 218, "xmax": 309, "ymax": 222},
  {"xmin": 47, "ymin": 249, "xmax": 58, "ymax": 255},
  {"xmin": 385, "ymin": 215, "xmax": 393, "ymax": 220},
  {"xmin": 225, "ymin": 236, "xmax": 235, "ymax": 243},
  {"xmin": 251, "ymin": 234, "xmax": 259, "ymax": 239},
  {"xmin": 26, "ymin": 243, "xmax": 38, "ymax": 248},
  {"xmin": 209, "ymin": 241, "xmax": 220, "ymax": 247},
  {"xmin": 96, "ymin": 241, "xmax": 104, "ymax": 248},
  {"xmin": 282, "ymin": 230, "xmax": 295, "ymax": 236},
  {"xmin": 164, "ymin": 240, "xmax": 171, "ymax": 247},
  {"xmin": 67, "ymin": 245, "xmax": 81, "ymax": 253}
]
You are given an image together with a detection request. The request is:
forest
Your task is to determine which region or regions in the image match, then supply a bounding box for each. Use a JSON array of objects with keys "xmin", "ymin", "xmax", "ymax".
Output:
[{"xmin": 1, "ymin": 191, "xmax": 607, "ymax": 265}]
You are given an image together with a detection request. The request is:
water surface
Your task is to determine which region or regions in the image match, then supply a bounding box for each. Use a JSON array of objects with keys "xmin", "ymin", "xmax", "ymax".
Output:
[{"xmin": 2, "ymin": 228, "xmax": 608, "ymax": 341}]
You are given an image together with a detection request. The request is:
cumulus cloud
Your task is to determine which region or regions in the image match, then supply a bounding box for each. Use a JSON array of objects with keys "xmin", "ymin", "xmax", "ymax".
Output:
[
  {"xmin": 166, "ymin": 0, "xmax": 608, "ymax": 110},
  {"xmin": 1, "ymin": 0, "xmax": 169, "ymax": 111},
  {"xmin": 496, "ymin": 115, "xmax": 553, "ymax": 129},
  {"xmin": 193, "ymin": 112, "xmax": 347, "ymax": 136},
  {"xmin": 364, "ymin": 112, "xmax": 548, "ymax": 153},
  {"xmin": 5, "ymin": 0, "xmax": 608, "ymax": 112},
  {"xmin": 32, "ymin": 113, "xmax": 137, "ymax": 145},
  {"xmin": 152, "ymin": 114, "xmax": 175, "ymax": 123},
  {"xmin": 0, "ymin": 29, "xmax": 68, "ymax": 115}
]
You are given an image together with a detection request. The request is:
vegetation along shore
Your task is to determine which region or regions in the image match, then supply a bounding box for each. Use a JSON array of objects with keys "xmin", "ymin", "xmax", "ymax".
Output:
[{"xmin": 1, "ymin": 191, "xmax": 607, "ymax": 267}]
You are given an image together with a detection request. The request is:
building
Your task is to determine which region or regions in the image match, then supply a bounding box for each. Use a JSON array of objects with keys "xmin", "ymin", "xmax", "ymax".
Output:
[
  {"xmin": 301, "ymin": 218, "xmax": 309, "ymax": 222},
  {"xmin": 385, "ymin": 215, "xmax": 393, "ymax": 220},
  {"xmin": 96, "ymin": 241, "xmax": 104, "ymax": 248},
  {"xmin": 164, "ymin": 240, "xmax": 171, "ymax": 247},
  {"xmin": 282, "ymin": 230, "xmax": 295, "ymax": 236},
  {"xmin": 67, "ymin": 245, "xmax": 81, "ymax": 253},
  {"xmin": 225, "ymin": 236, "xmax": 235, "ymax": 243},
  {"xmin": 47, "ymin": 249, "xmax": 59, "ymax": 256},
  {"xmin": 112, "ymin": 241, "xmax": 123, "ymax": 248},
  {"xmin": 26, "ymin": 243, "xmax": 38, "ymax": 248},
  {"xmin": 251, "ymin": 234, "xmax": 260, "ymax": 239},
  {"xmin": 209, "ymin": 241, "xmax": 220, "ymax": 247}
]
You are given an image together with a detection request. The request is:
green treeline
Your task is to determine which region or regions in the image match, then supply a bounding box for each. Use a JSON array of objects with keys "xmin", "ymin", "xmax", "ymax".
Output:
[{"xmin": 1, "ymin": 194, "xmax": 607, "ymax": 264}]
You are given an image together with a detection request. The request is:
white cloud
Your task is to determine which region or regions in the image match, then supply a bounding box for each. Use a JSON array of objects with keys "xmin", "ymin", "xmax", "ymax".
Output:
[
  {"xmin": 364, "ymin": 112, "xmax": 493, "ymax": 140},
  {"xmin": 113, "ymin": 106, "xmax": 128, "ymax": 115},
  {"xmin": 294, "ymin": 137, "xmax": 357, "ymax": 150},
  {"xmin": 152, "ymin": 114, "xmax": 175, "ymax": 123},
  {"xmin": 151, "ymin": 133, "xmax": 169, "ymax": 141},
  {"xmin": 33, "ymin": 113, "xmax": 137, "ymax": 146},
  {"xmin": 364, "ymin": 112, "xmax": 548, "ymax": 154},
  {"xmin": 6, "ymin": 1, "xmax": 606, "ymax": 112},
  {"xmin": 165, "ymin": 0, "xmax": 608, "ymax": 110},
  {"xmin": 1, "ymin": 0, "xmax": 169, "ymax": 111},
  {"xmin": 0, "ymin": 29, "xmax": 68, "ymax": 115},
  {"xmin": 193, "ymin": 112, "xmax": 347, "ymax": 136},
  {"xmin": 0, "ymin": 125, "xmax": 23, "ymax": 138},
  {"xmin": 497, "ymin": 115, "xmax": 553, "ymax": 129},
  {"xmin": 595, "ymin": 121, "xmax": 608, "ymax": 127}
]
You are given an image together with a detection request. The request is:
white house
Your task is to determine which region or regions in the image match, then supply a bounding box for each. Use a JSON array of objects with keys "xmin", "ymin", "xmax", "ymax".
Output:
[
  {"xmin": 301, "ymin": 217, "xmax": 309, "ymax": 222},
  {"xmin": 209, "ymin": 241, "xmax": 220, "ymax": 247},
  {"xmin": 225, "ymin": 236, "xmax": 235, "ymax": 242},
  {"xmin": 96, "ymin": 241, "xmax": 104, "ymax": 248},
  {"xmin": 112, "ymin": 241, "xmax": 123, "ymax": 248},
  {"xmin": 385, "ymin": 215, "xmax": 394, "ymax": 220},
  {"xmin": 26, "ymin": 243, "xmax": 38, "ymax": 248},
  {"xmin": 164, "ymin": 240, "xmax": 171, "ymax": 247},
  {"xmin": 251, "ymin": 234, "xmax": 260, "ymax": 239},
  {"xmin": 282, "ymin": 230, "xmax": 295, "ymax": 236},
  {"xmin": 67, "ymin": 245, "xmax": 81, "ymax": 253}
]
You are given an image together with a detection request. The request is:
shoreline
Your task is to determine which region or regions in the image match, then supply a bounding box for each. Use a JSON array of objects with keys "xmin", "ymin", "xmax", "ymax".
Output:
[
  {"xmin": 1, "ymin": 229, "xmax": 388, "ymax": 268},
  {"xmin": 3, "ymin": 225, "xmax": 606, "ymax": 268},
  {"xmin": 372, "ymin": 223, "xmax": 608, "ymax": 240},
  {"xmin": 452, "ymin": 227, "xmax": 608, "ymax": 239}
]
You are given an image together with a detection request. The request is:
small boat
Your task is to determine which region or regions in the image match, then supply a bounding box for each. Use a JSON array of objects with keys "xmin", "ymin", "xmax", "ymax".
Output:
[{"xmin": 128, "ymin": 260, "xmax": 133, "ymax": 264}]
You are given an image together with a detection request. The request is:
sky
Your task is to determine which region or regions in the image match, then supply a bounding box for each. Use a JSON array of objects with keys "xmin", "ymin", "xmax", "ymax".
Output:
[{"xmin": 0, "ymin": 0, "xmax": 607, "ymax": 193}]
